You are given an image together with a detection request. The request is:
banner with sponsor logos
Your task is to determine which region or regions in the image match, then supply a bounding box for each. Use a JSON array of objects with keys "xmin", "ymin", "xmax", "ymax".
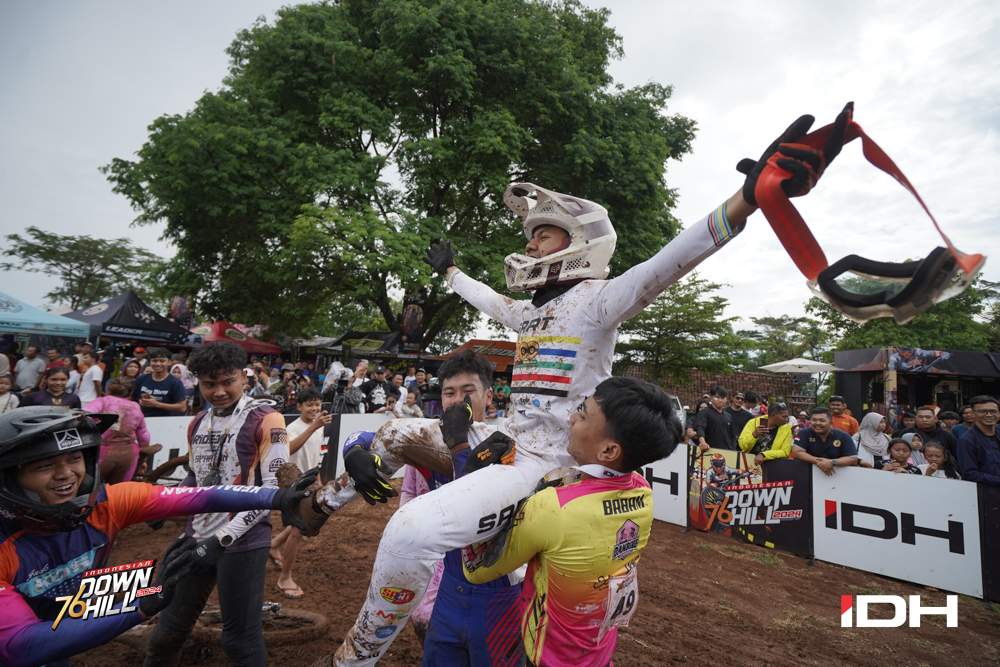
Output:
[
  {"xmin": 687, "ymin": 448, "xmax": 812, "ymax": 555},
  {"xmin": 812, "ymin": 467, "xmax": 982, "ymax": 597}
]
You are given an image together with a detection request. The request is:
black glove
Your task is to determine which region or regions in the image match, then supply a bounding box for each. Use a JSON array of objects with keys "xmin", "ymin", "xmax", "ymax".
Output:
[
  {"xmin": 139, "ymin": 535, "xmax": 196, "ymax": 617},
  {"xmin": 440, "ymin": 396, "xmax": 474, "ymax": 450},
  {"xmin": 274, "ymin": 466, "xmax": 319, "ymax": 532},
  {"xmin": 736, "ymin": 102, "xmax": 854, "ymax": 206},
  {"xmin": 423, "ymin": 239, "xmax": 456, "ymax": 276},
  {"xmin": 188, "ymin": 535, "xmax": 226, "ymax": 575},
  {"xmin": 343, "ymin": 446, "xmax": 398, "ymax": 505},
  {"xmin": 463, "ymin": 432, "xmax": 516, "ymax": 475}
]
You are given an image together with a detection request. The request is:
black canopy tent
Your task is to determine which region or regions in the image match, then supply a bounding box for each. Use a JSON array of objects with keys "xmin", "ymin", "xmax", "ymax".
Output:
[{"xmin": 64, "ymin": 291, "xmax": 203, "ymax": 346}]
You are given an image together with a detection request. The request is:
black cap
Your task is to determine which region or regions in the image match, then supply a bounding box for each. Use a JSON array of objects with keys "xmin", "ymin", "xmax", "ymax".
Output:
[{"xmin": 375, "ymin": 365, "xmax": 387, "ymax": 373}]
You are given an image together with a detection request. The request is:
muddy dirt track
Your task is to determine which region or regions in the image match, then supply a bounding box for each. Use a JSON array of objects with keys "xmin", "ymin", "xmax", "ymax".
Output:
[{"xmin": 78, "ymin": 485, "xmax": 999, "ymax": 667}]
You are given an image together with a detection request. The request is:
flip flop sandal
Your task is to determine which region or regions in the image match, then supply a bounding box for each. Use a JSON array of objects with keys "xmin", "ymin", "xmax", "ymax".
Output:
[
  {"xmin": 276, "ymin": 584, "xmax": 305, "ymax": 599},
  {"xmin": 268, "ymin": 553, "xmax": 284, "ymax": 570}
]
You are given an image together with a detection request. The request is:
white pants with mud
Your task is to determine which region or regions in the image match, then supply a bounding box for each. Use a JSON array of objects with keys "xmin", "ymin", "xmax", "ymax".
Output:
[{"xmin": 325, "ymin": 456, "xmax": 548, "ymax": 666}]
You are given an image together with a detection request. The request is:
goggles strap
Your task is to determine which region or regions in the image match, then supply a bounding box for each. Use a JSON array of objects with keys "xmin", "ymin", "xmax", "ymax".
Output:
[{"xmin": 754, "ymin": 117, "xmax": 982, "ymax": 281}]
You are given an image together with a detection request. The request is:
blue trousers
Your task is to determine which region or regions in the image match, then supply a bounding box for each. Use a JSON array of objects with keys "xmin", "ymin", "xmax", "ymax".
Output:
[{"xmin": 421, "ymin": 569, "xmax": 524, "ymax": 667}]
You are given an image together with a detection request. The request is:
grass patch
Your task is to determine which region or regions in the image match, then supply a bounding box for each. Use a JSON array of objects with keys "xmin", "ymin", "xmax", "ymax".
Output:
[
  {"xmin": 725, "ymin": 546, "xmax": 747, "ymax": 554},
  {"xmin": 775, "ymin": 612, "xmax": 803, "ymax": 631},
  {"xmin": 696, "ymin": 544, "xmax": 716, "ymax": 552},
  {"xmin": 752, "ymin": 552, "xmax": 782, "ymax": 568},
  {"xmin": 910, "ymin": 638, "xmax": 947, "ymax": 653}
]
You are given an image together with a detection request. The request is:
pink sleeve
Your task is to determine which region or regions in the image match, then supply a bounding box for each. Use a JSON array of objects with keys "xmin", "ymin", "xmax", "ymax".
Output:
[
  {"xmin": 399, "ymin": 465, "xmax": 430, "ymax": 506},
  {"xmin": 84, "ymin": 396, "xmax": 108, "ymax": 413},
  {"xmin": 132, "ymin": 404, "xmax": 151, "ymax": 447}
]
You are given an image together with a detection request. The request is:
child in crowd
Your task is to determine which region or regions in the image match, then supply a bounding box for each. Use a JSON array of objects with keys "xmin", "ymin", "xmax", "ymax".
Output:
[
  {"xmin": 0, "ymin": 375, "xmax": 19, "ymax": 414},
  {"xmin": 270, "ymin": 388, "xmax": 332, "ymax": 598},
  {"xmin": 21, "ymin": 367, "xmax": 82, "ymax": 409},
  {"xmin": 463, "ymin": 377, "xmax": 681, "ymax": 667},
  {"xmin": 919, "ymin": 441, "xmax": 961, "ymax": 479},
  {"xmin": 881, "ymin": 437, "xmax": 922, "ymax": 474},
  {"xmin": 373, "ymin": 394, "xmax": 398, "ymax": 415},
  {"xmin": 901, "ymin": 432, "xmax": 928, "ymax": 466},
  {"xmin": 65, "ymin": 356, "xmax": 81, "ymax": 393},
  {"xmin": 399, "ymin": 391, "xmax": 425, "ymax": 418}
]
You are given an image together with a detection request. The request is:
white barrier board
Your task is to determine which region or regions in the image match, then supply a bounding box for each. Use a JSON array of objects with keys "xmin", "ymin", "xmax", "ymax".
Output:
[
  {"xmin": 643, "ymin": 445, "xmax": 689, "ymax": 527},
  {"xmin": 812, "ymin": 467, "xmax": 982, "ymax": 596}
]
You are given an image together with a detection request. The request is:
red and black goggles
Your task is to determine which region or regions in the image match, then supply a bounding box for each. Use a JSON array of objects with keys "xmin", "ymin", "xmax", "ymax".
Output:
[{"xmin": 755, "ymin": 109, "xmax": 985, "ymax": 324}]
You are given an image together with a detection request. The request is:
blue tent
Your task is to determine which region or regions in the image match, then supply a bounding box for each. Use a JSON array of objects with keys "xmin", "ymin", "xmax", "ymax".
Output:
[{"xmin": 0, "ymin": 292, "xmax": 90, "ymax": 338}]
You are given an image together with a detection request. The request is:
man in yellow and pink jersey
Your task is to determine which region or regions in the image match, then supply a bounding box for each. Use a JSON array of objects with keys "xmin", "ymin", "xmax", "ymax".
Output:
[{"xmin": 462, "ymin": 377, "xmax": 680, "ymax": 666}]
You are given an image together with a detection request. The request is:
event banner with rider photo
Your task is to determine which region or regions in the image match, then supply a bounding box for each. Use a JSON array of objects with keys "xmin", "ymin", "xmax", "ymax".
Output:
[{"xmin": 688, "ymin": 449, "xmax": 812, "ymax": 556}]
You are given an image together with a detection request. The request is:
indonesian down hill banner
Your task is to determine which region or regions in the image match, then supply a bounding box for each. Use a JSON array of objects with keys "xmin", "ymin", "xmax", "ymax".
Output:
[{"xmin": 688, "ymin": 448, "xmax": 812, "ymax": 557}]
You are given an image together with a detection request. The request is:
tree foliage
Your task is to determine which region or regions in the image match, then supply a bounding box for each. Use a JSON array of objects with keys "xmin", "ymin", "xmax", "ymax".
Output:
[
  {"xmin": 0, "ymin": 226, "xmax": 160, "ymax": 310},
  {"xmin": 102, "ymin": 0, "xmax": 696, "ymax": 342},
  {"xmin": 615, "ymin": 275, "xmax": 746, "ymax": 386},
  {"xmin": 736, "ymin": 315, "xmax": 831, "ymax": 369},
  {"xmin": 804, "ymin": 275, "xmax": 993, "ymax": 352}
]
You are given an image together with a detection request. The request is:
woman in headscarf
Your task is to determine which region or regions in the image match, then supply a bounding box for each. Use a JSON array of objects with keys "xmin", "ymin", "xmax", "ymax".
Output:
[
  {"xmin": 854, "ymin": 412, "xmax": 890, "ymax": 467},
  {"xmin": 170, "ymin": 363, "xmax": 197, "ymax": 398},
  {"xmin": 900, "ymin": 431, "xmax": 928, "ymax": 467},
  {"xmin": 107, "ymin": 358, "xmax": 142, "ymax": 392}
]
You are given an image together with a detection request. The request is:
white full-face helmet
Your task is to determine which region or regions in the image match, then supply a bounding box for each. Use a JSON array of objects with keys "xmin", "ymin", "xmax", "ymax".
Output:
[{"xmin": 502, "ymin": 183, "xmax": 617, "ymax": 292}]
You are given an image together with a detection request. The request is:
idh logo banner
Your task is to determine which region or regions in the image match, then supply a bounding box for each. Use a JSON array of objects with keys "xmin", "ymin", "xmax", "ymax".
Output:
[
  {"xmin": 841, "ymin": 594, "xmax": 958, "ymax": 628},
  {"xmin": 824, "ymin": 500, "xmax": 964, "ymax": 554}
]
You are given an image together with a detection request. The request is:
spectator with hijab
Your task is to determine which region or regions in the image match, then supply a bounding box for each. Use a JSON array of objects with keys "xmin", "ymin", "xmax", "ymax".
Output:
[
  {"xmin": 900, "ymin": 432, "xmax": 928, "ymax": 466},
  {"xmin": 170, "ymin": 363, "xmax": 198, "ymax": 398},
  {"xmin": 85, "ymin": 377, "xmax": 150, "ymax": 484},
  {"xmin": 108, "ymin": 358, "xmax": 142, "ymax": 392},
  {"xmin": 854, "ymin": 412, "xmax": 891, "ymax": 468}
]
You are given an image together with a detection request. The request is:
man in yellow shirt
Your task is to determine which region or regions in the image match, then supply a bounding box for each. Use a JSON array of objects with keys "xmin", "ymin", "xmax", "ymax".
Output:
[{"xmin": 738, "ymin": 402, "xmax": 795, "ymax": 464}]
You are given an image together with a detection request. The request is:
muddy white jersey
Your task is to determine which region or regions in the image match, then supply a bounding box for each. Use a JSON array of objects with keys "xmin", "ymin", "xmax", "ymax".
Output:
[{"xmin": 448, "ymin": 209, "xmax": 732, "ymax": 468}]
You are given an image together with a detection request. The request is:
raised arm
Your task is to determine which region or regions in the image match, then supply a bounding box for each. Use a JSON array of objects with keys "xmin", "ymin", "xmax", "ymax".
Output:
[{"xmin": 424, "ymin": 239, "xmax": 522, "ymax": 331}]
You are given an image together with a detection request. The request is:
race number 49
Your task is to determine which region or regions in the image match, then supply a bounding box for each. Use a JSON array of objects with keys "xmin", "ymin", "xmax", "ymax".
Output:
[{"xmin": 841, "ymin": 594, "xmax": 958, "ymax": 627}]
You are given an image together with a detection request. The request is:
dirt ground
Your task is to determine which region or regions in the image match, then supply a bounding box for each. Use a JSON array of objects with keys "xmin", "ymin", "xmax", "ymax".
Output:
[{"xmin": 77, "ymin": 483, "xmax": 1000, "ymax": 667}]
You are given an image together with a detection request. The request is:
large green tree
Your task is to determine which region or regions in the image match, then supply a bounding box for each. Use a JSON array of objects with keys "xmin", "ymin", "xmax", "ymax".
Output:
[
  {"xmin": 614, "ymin": 275, "xmax": 747, "ymax": 386},
  {"xmin": 103, "ymin": 0, "xmax": 695, "ymax": 342},
  {"xmin": 0, "ymin": 226, "xmax": 160, "ymax": 310}
]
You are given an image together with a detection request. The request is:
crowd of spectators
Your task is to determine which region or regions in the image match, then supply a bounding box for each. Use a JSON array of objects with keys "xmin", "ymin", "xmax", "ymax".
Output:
[{"xmin": 682, "ymin": 381, "xmax": 999, "ymax": 486}]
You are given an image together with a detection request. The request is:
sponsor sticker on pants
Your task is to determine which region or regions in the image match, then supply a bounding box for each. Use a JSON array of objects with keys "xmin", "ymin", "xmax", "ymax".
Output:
[{"xmin": 380, "ymin": 587, "xmax": 415, "ymax": 604}]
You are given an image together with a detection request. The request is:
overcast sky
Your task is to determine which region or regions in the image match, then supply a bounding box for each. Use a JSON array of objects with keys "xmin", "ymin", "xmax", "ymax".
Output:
[{"xmin": 1, "ymin": 0, "xmax": 997, "ymax": 336}]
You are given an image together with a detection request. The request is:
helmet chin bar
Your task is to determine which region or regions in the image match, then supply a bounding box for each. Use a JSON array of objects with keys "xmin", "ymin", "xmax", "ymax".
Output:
[
  {"xmin": 502, "ymin": 183, "xmax": 617, "ymax": 292},
  {"xmin": 808, "ymin": 247, "xmax": 985, "ymax": 325},
  {"xmin": 504, "ymin": 246, "xmax": 610, "ymax": 292}
]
